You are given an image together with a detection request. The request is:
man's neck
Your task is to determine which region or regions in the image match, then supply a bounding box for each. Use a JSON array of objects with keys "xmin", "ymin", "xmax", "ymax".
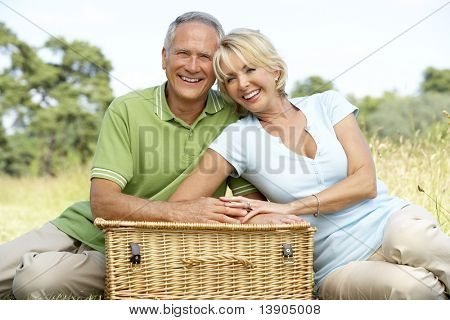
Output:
[{"xmin": 166, "ymin": 91, "xmax": 207, "ymax": 126}]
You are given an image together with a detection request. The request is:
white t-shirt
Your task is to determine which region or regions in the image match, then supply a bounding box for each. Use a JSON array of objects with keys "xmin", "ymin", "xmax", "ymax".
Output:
[{"xmin": 209, "ymin": 90, "xmax": 409, "ymax": 288}]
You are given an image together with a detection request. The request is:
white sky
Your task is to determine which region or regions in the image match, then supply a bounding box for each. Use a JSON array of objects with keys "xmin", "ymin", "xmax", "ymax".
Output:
[{"xmin": 1, "ymin": 0, "xmax": 449, "ymax": 98}]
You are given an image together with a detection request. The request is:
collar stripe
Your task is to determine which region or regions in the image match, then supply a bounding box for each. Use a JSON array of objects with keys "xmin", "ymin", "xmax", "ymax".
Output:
[
  {"xmin": 159, "ymin": 85, "xmax": 163, "ymax": 120},
  {"xmin": 210, "ymin": 91, "xmax": 218, "ymax": 112},
  {"xmin": 155, "ymin": 85, "xmax": 161, "ymax": 118},
  {"xmin": 211, "ymin": 91, "xmax": 220, "ymax": 112}
]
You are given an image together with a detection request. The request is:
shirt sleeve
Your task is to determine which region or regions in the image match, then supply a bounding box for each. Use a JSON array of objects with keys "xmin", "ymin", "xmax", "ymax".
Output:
[
  {"xmin": 91, "ymin": 101, "xmax": 132, "ymax": 189},
  {"xmin": 227, "ymin": 176, "xmax": 259, "ymax": 196},
  {"xmin": 208, "ymin": 122, "xmax": 247, "ymax": 177},
  {"xmin": 321, "ymin": 90, "xmax": 359, "ymax": 126}
]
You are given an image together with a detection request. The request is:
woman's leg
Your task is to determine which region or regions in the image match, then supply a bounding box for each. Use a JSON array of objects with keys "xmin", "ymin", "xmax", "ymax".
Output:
[
  {"xmin": 319, "ymin": 205, "xmax": 450, "ymax": 299},
  {"xmin": 319, "ymin": 257, "xmax": 446, "ymax": 299},
  {"xmin": 381, "ymin": 205, "xmax": 450, "ymax": 290}
]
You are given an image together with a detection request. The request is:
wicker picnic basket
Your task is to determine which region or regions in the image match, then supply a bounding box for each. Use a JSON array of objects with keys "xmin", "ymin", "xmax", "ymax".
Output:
[{"xmin": 95, "ymin": 218, "xmax": 315, "ymax": 300}]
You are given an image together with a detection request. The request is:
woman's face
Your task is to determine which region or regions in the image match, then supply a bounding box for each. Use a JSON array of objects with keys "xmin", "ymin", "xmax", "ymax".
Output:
[{"xmin": 220, "ymin": 53, "xmax": 279, "ymax": 113}]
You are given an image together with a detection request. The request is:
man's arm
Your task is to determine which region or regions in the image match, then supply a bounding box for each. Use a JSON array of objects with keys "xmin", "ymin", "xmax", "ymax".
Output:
[{"xmin": 90, "ymin": 178, "xmax": 247, "ymax": 224}]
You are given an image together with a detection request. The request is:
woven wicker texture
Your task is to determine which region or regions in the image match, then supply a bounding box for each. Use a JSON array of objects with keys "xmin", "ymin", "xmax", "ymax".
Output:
[{"xmin": 95, "ymin": 218, "xmax": 315, "ymax": 300}]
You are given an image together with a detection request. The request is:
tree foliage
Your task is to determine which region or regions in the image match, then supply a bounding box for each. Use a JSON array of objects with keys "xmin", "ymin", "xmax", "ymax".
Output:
[
  {"xmin": 290, "ymin": 75, "xmax": 334, "ymax": 98},
  {"xmin": 0, "ymin": 22, "xmax": 113, "ymax": 176},
  {"xmin": 365, "ymin": 92, "xmax": 449, "ymax": 139},
  {"xmin": 421, "ymin": 67, "xmax": 450, "ymax": 94},
  {"xmin": 347, "ymin": 91, "xmax": 398, "ymax": 130}
]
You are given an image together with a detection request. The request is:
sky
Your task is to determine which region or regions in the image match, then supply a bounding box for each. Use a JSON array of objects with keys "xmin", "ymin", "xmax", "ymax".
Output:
[{"xmin": 0, "ymin": 0, "xmax": 449, "ymax": 98}]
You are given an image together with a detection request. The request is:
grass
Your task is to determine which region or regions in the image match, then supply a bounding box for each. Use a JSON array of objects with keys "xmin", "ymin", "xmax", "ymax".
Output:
[
  {"xmin": 369, "ymin": 131, "xmax": 449, "ymax": 233},
  {"xmin": 0, "ymin": 131, "xmax": 448, "ymax": 243},
  {"xmin": 0, "ymin": 166, "xmax": 91, "ymax": 243}
]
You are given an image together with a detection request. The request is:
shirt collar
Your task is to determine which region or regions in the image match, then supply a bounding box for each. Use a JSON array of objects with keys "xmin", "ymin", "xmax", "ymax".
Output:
[
  {"xmin": 204, "ymin": 90, "xmax": 227, "ymax": 114},
  {"xmin": 153, "ymin": 82, "xmax": 226, "ymax": 121}
]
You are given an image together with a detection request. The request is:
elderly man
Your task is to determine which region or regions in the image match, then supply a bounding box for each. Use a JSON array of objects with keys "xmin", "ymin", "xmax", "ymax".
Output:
[{"xmin": 0, "ymin": 11, "xmax": 264, "ymax": 299}]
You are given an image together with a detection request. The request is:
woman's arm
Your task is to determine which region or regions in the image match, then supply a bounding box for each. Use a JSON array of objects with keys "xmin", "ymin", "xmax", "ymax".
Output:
[
  {"xmin": 289, "ymin": 112, "xmax": 377, "ymax": 213},
  {"xmin": 222, "ymin": 113, "xmax": 377, "ymax": 218},
  {"xmin": 171, "ymin": 148, "xmax": 266, "ymax": 202},
  {"xmin": 170, "ymin": 149, "xmax": 234, "ymax": 201}
]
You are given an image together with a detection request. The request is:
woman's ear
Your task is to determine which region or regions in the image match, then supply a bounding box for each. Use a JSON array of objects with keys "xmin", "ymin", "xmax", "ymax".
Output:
[{"xmin": 274, "ymin": 70, "xmax": 281, "ymax": 81}]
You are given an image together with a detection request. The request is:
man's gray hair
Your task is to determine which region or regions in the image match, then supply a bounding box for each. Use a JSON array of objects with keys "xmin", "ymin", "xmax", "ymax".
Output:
[{"xmin": 163, "ymin": 11, "xmax": 224, "ymax": 51}]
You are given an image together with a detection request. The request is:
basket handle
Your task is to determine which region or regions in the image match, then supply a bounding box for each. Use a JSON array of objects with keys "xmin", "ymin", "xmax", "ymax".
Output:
[{"xmin": 180, "ymin": 254, "xmax": 253, "ymax": 268}]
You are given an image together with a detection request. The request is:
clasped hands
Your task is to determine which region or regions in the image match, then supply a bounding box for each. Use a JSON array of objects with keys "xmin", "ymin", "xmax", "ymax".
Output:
[
  {"xmin": 220, "ymin": 196, "xmax": 304, "ymax": 224},
  {"xmin": 171, "ymin": 197, "xmax": 304, "ymax": 224},
  {"xmin": 169, "ymin": 196, "xmax": 304, "ymax": 224}
]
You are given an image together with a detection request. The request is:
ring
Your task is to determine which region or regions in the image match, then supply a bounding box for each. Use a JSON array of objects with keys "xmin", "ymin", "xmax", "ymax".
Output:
[{"xmin": 246, "ymin": 200, "xmax": 251, "ymax": 210}]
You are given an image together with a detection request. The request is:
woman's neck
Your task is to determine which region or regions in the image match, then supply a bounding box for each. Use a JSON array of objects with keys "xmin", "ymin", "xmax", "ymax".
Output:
[{"xmin": 255, "ymin": 95, "xmax": 295, "ymax": 126}]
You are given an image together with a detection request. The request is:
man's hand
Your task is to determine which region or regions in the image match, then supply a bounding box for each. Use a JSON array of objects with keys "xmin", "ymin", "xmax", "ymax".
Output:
[
  {"xmin": 168, "ymin": 197, "xmax": 248, "ymax": 224},
  {"xmin": 243, "ymin": 213, "xmax": 305, "ymax": 224}
]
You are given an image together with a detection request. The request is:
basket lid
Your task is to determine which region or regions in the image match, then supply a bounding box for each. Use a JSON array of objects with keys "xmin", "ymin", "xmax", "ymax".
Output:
[{"xmin": 94, "ymin": 218, "xmax": 312, "ymax": 231}]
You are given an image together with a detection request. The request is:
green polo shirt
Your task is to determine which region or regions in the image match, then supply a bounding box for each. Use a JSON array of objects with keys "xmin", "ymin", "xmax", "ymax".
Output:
[{"xmin": 51, "ymin": 83, "xmax": 258, "ymax": 253}]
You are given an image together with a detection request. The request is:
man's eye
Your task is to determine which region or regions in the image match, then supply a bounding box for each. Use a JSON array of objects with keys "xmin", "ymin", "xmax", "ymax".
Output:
[{"xmin": 177, "ymin": 51, "xmax": 189, "ymax": 57}]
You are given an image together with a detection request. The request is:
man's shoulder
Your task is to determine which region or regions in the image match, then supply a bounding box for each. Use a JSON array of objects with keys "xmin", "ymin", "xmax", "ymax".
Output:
[{"xmin": 108, "ymin": 86, "xmax": 160, "ymax": 112}]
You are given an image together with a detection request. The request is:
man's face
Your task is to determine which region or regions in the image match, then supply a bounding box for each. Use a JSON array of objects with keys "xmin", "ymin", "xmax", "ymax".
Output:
[{"xmin": 162, "ymin": 22, "xmax": 218, "ymax": 104}]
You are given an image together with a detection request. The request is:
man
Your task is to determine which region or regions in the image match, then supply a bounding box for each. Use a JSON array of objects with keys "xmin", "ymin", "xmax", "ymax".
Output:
[{"xmin": 0, "ymin": 12, "xmax": 264, "ymax": 299}]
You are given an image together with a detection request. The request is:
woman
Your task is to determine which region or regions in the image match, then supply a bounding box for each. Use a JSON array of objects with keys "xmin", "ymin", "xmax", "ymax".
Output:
[{"xmin": 170, "ymin": 29, "xmax": 450, "ymax": 300}]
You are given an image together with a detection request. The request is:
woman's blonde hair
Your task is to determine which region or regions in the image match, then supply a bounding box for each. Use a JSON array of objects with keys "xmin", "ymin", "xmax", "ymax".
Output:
[{"xmin": 213, "ymin": 28, "xmax": 288, "ymax": 100}]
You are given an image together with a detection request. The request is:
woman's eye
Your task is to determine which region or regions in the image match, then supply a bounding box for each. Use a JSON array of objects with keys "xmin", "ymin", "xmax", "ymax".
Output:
[
  {"xmin": 226, "ymin": 77, "xmax": 235, "ymax": 83},
  {"xmin": 247, "ymin": 68, "xmax": 256, "ymax": 73}
]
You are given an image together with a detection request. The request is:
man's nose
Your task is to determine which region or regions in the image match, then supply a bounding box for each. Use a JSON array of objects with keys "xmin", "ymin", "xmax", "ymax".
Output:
[{"xmin": 185, "ymin": 57, "xmax": 200, "ymax": 73}]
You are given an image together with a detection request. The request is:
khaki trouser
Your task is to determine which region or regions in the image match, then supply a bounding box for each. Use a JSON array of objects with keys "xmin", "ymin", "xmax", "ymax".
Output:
[
  {"xmin": 0, "ymin": 223, "xmax": 104, "ymax": 299},
  {"xmin": 319, "ymin": 205, "xmax": 450, "ymax": 299}
]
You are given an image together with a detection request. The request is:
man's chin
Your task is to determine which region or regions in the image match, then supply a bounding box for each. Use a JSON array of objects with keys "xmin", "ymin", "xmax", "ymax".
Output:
[{"xmin": 177, "ymin": 88, "xmax": 209, "ymax": 101}]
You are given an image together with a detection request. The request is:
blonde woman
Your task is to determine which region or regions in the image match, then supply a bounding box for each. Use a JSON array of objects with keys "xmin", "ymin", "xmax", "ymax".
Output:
[{"xmin": 170, "ymin": 29, "xmax": 450, "ymax": 300}]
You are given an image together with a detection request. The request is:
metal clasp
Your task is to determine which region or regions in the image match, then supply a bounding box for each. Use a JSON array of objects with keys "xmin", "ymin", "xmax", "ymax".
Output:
[
  {"xmin": 282, "ymin": 244, "xmax": 294, "ymax": 257},
  {"xmin": 129, "ymin": 243, "xmax": 141, "ymax": 265},
  {"xmin": 282, "ymin": 243, "xmax": 295, "ymax": 264}
]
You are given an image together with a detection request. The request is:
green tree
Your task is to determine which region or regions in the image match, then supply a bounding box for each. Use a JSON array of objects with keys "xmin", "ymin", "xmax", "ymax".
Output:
[
  {"xmin": 0, "ymin": 22, "xmax": 114, "ymax": 176},
  {"xmin": 290, "ymin": 75, "xmax": 334, "ymax": 98},
  {"xmin": 347, "ymin": 91, "xmax": 398, "ymax": 129},
  {"xmin": 365, "ymin": 92, "xmax": 449, "ymax": 139},
  {"xmin": 421, "ymin": 67, "xmax": 450, "ymax": 94}
]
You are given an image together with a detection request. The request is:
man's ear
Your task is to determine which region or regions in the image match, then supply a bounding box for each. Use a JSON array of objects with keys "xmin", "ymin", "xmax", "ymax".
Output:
[{"xmin": 161, "ymin": 47, "xmax": 167, "ymax": 70}]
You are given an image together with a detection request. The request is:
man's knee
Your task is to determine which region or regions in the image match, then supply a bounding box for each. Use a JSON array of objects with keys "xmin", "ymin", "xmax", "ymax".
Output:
[
  {"xmin": 12, "ymin": 250, "xmax": 104, "ymax": 299},
  {"xmin": 11, "ymin": 252, "xmax": 65, "ymax": 299}
]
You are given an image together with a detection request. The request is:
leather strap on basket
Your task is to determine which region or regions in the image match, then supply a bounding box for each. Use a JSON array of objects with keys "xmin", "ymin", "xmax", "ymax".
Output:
[{"xmin": 181, "ymin": 254, "xmax": 253, "ymax": 268}]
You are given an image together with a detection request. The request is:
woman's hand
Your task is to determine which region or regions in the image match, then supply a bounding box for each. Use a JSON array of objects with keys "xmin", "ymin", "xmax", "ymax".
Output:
[
  {"xmin": 242, "ymin": 213, "xmax": 305, "ymax": 224},
  {"xmin": 220, "ymin": 196, "xmax": 295, "ymax": 223}
]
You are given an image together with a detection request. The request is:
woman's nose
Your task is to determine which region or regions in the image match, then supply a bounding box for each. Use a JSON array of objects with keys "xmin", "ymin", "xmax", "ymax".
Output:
[{"xmin": 238, "ymin": 75, "xmax": 249, "ymax": 89}]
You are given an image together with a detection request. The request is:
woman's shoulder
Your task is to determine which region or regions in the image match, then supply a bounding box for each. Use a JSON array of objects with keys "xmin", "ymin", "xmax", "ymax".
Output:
[
  {"xmin": 289, "ymin": 90, "xmax": 343, "ymax": 108},
  {"xmin": 225, "ymin": 113, "xmax": 258, "ymax": 129}
]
